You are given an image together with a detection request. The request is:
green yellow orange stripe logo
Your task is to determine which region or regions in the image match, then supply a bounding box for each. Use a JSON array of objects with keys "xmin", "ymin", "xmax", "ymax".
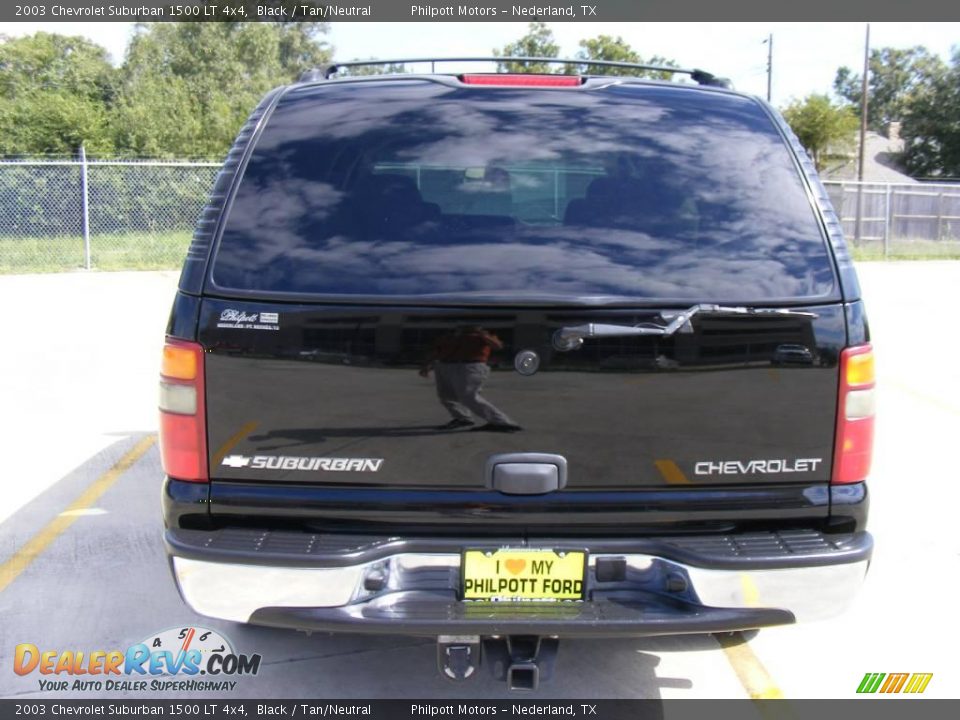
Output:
[{"xmin": 857, "ymin": 672, "xmax": 932, "ymax": 694}]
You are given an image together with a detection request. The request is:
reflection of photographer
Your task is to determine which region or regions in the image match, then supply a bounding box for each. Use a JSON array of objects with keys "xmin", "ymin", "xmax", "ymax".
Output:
[{"xmin": 420, "ymin": 326, "xmax": 522, "ymax": 433}]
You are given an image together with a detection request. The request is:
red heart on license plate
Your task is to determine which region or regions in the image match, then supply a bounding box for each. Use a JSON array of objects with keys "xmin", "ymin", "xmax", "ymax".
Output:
[{"xmin": 505, "ymin": 559, "xmax": 526, "ymax": 575}]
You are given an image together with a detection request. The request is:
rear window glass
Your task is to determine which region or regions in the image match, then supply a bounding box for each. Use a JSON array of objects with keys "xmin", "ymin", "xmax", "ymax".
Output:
[{"xmin": 211, "ymin": 81, "xmax": 836, "ymax": 303}]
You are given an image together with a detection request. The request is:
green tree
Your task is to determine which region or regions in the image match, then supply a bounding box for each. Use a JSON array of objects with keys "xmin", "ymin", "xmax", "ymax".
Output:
[
  {"xmin": 0, "ymin": 32, "xmax": 116, "ymax": 154},
  {"xmin": 782, "ymin": 94, "xmax": 859, "ymax": 171},
  {"xmin": 111, "ymin": 22, "xmax": 330, "ymax": 158},
  {"xmin": 834, "ymin": 46, "xmax": 946, "ymax": 133},
  {"xmin": 576, "ymin": 35, "xmax": 678, "ymax": 80},
  {"xmin": 901, "ymin": 50, "xmax": 960, "ymax": 177},
  {"xmin": 493, "ymin": 22, "xmax": 561, "ymax": 74}
]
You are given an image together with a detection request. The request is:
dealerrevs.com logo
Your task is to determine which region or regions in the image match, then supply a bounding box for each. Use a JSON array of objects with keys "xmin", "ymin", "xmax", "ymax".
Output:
[{"xmin": 14, "ymin": 626, "xmax": 261, "ymax": 693}]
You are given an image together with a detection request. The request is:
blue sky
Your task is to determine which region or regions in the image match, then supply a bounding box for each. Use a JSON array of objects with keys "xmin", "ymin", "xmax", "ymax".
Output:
[{"xmin": 1, "ymin": 21, "xmax": 956, "ymax": 107}]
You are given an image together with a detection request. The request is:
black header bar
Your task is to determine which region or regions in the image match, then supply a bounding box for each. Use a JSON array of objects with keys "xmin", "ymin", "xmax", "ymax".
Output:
[{"xmin": 3, "ymin": 0, "xmax": 959, "ymax": 22}]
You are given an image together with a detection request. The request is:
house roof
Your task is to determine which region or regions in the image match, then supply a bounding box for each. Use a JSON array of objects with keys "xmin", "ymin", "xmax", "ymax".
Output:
[{"xmin": 821, "ymin": 131, "xmax": 916, "ymax": 183}]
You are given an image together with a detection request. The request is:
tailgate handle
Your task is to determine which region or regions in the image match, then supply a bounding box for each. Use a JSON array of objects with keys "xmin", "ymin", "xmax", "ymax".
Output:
[{"xmin": 486, "ymin": 453, "xmax": 568, "ymax": 495}]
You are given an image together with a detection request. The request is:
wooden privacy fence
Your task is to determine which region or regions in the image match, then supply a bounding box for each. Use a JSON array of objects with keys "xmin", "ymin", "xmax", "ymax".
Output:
[{"xmin": 823, "ymin": 180, "xmax": 960, "ymax": 256}]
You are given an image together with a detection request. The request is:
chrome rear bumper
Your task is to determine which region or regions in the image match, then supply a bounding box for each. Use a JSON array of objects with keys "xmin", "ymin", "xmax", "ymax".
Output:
[{"xmin": 168, "ymin": 528, "xmax": 871, "ymax": 634}]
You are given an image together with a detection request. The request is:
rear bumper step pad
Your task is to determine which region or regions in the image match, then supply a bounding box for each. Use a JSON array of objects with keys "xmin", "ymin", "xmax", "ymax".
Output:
[{"xmin": 166, "ymin": 527, "xmax": 871, "ymax": 570}]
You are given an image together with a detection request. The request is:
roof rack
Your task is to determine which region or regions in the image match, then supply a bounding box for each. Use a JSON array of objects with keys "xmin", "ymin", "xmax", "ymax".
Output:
[{"xmin": 299, "ymin": 57, "xmax": 732, "ymax": 88}]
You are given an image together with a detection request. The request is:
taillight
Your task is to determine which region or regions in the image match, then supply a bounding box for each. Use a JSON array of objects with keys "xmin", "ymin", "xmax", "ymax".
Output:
[
  {"xmin": 460, "ymin": 74, "xmax": 582, "ymax": 87},
  {"xmin": 833, "ymin": 344, "xmax": 875, "ymax": 484},
  {"xmin": 159, "ymin": 338, "xmax": 208, "ymax": 482}
]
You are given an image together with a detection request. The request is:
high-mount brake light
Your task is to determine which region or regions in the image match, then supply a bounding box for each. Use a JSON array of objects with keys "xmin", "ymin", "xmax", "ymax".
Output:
[
  {"xmin": 460, "ymin": 74, "xmax": 582, "ymax": 87},
  {"xmin": 159, "ymin": 339, "xmax": 208, "ymax": 483},
  {"xmin": 833, "ymin": 344, "xmax": 875, "ymax": 485}
]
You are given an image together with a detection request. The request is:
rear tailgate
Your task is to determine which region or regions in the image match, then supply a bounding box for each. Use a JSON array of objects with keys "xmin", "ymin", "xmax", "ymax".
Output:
[{"xmin": 200, "ymin": 299, "xmax": 843, "ymax": 490}]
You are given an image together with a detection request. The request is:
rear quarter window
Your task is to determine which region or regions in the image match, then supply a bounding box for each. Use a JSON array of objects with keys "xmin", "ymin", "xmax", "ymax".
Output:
[{"xmin": 210, "ymin": 80, "xmax": 838, "ymax": 304}]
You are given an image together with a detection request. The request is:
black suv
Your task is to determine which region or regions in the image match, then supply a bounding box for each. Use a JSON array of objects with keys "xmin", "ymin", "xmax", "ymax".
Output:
[{"xmin": 160, "ymin": 59, "xmax": 874, "ymax": 689}]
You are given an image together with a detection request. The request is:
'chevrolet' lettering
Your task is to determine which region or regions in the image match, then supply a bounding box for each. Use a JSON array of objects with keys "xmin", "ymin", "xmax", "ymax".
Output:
[{"xmin": 694, "ymin": 458, "xmax": 823, "ymax": 475}]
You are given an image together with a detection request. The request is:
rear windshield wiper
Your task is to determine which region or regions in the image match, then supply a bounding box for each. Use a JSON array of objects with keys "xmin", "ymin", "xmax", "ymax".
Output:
[{"xmin": 552, "ymin": 304, "xmax": 818, "ymax": 351}]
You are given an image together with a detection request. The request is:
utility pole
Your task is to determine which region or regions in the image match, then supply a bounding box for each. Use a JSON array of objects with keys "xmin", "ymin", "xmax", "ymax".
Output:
[
  {"xmin": 763, "ymin": 33, "xmax": 773, "ymax": 102},
  {"xmin": 857, "ymin": 24, "xmax": 870, "ymax": 181},
  {"xmin": 853, "ymin": 24, "xmax": 870, "ymax": 246}
]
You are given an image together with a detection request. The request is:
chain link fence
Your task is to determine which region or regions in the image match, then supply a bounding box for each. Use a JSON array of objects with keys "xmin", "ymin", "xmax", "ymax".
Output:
[
  {"xmin": 2, "ymin": 160, "xmax": 959, "ymax": 273},
  {"xmin": 0, "ymin": 159, "xmax": 220, "ymax": 273}
]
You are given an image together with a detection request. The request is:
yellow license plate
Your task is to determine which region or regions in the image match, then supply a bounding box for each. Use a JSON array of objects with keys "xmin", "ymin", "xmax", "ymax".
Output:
[{"xmin": 462, "ymin": 549, "xmax": 586, "ymax": 601}]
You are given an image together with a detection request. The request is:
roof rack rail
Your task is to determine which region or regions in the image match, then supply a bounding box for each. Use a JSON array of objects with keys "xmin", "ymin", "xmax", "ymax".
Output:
[{"xmin": 298, "ymin": 57, "xmax": 732, "ymax": 88}]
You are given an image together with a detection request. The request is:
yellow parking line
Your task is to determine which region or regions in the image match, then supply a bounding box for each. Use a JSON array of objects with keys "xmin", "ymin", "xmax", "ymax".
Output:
[
  {"xmin": 0, "ymin": 434, "xmax": 156, "ymax": 595},
  {"xmin": 738, "ymin": 574, "xmax": 762, "ymax": 607},
  {"xmin": 888, "ymin": 379, "xmax": 959, "ymax": 416},
  {"xmin": 212, "ymin": 421, "xmax": 258, "ymax": 465},
  {"xmin": 717, "ymin": 632, "xmax": 785, "ymax": 700}
]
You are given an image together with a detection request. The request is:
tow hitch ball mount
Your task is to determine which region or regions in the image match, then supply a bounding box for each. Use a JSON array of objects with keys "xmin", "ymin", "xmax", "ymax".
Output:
[{"xmin": 437, "ymin": 635, "xmax": 559, "ymax": 691}]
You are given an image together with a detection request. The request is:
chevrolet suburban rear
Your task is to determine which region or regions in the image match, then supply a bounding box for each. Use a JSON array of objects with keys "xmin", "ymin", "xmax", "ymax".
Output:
[{"xmin": 159, "ymin": 59, "xmax": 873, "ymax": 689}]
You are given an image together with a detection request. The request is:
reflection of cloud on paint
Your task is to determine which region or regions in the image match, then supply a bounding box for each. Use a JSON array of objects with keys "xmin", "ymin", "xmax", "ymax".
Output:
[{"xmin": 212, "ymin": 80, "xmax": 837, "ymax": 302}]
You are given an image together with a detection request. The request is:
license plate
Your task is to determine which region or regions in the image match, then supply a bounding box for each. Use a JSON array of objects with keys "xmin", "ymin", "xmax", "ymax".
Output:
[{"xmin": 462, "ymin": 549, "xmax": 586, "ymax": 601}]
